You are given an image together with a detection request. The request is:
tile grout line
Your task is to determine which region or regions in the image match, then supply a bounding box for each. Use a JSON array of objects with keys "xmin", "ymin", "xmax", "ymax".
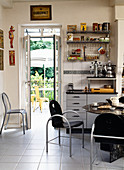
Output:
[
  {"xmin": 59, "ymin": 145, "xmax": 63, "ymax": 170},
  {"xmin": 37, "ymin": 147, "xmax": 45, "ymax": 170},
  {"xmin": 14, "ymin": 132, "xmax": 37, "ymax": 170}
]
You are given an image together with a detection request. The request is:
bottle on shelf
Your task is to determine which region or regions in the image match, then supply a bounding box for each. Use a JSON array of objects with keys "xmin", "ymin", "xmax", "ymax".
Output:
[
  {"xmin": 122, "ymin": 67, "xmax": 124, "ymax": 78},
  {"xmin": 122, "ymin": 66, "xmax": 124, "ymax": 94}
]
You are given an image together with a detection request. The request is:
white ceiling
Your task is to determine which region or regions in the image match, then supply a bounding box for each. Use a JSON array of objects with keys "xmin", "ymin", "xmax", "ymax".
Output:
[{"xmin": 1, "ymin": 0, "xmax": 124, "ymax": 8}]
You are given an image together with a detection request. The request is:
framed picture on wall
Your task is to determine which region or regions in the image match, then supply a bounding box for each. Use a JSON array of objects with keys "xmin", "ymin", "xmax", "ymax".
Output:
[
  {"xmin": 30, "ymin": 5, "xmax": 52, "ymax": 20},
  {"xmin": 9, "ymin": 50, "xmax": 15, "ymax": 66},
  {"xmin": 67, "ymin": 25, "xmax": 77, "ymax": 32},
  {"xmin": 0, "ymin": 29, "xmax": 4, "ymax": 49},
  {"xmin": 0, "ymin": 50, "xmax": 4, "ymax": 70}
]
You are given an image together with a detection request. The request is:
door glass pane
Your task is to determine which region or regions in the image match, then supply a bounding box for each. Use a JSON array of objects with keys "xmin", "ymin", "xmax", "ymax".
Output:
[
  {"xmin": 24, "ymin": 28, "xmax": 41, "ymax": 36},
  {"xmin": 22, "ymin": 36, "xmax": 31, "ymax": 128},
  {"xmin": 43, "ymin": 28, "xmax": 60, "ymax": 36},
  {"xmin": 56, "ymin": 39, "xmax": 59, "ymax": 101},
  {"xmin": 30, "ymin": 37, "xmax": 54, "ymax": 101}
]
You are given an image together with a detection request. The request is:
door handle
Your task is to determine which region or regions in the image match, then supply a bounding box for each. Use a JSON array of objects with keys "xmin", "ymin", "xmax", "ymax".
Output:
[
  {"xmin": 73, "ymin": 109, "xmax": 79, "ymax": 111},
  {"xmin": 25, "ymin": 81, "xmax": 31, "ymax": 85},
  {"xmin": 72, "ymin": 115, "xmax": 79, "ymax": 117},
  {"xmin": 73, "ymin": 96, "xmax": 80, "ymax": 98}
]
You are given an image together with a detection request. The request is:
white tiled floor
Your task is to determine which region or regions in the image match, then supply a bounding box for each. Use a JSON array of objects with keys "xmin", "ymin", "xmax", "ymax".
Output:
[{"xmin": 0, "ymin": 103, "xmax": 124, "ymax": 170}]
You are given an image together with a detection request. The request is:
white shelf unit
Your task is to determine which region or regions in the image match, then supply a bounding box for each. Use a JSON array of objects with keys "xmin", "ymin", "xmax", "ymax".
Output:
[
  {"xmin": 87, "ymin": 77, "xmax": 116, "ymax": 93},
  {"xmin": 66, "ymin": 31, "xmax": 110, "ymax": 61}
]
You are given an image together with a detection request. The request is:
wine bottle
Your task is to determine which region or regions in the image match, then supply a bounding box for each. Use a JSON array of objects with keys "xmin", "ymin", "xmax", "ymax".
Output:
[{"xmin": 122, "ymin": 67, "xmax": 124, "ymax": 78}]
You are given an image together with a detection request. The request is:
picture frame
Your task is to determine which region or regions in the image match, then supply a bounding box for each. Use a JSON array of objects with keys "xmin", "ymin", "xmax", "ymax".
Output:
[
  {"xmin": 9, "ymin": 50, "xmax": 15, "ymax": 66},
  {"xmin": 30, "ymin": 5, "xmax": 52, "ymax": 20},
  {"xmin": 0, "ymin": 49, "xmax": 4, "ymax": 70},
  {"xmin": 67, "ymin": 25, "xmax": 77, "ymax": 32},
  {"xmin": 0, "ymin": 29, "xmax": 4, "ymax": 49}
]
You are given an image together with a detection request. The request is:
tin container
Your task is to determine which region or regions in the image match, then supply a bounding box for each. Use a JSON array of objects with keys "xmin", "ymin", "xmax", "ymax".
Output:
[
  {"xmin": 67, "ymin": 33, "xmax": 73, "ymax": 41},
  {"xmin": 102, "ymin": 22, "xmax": 110, "ymax": 31},
  {"xmin": 98, "ymin": 24, "xmax": 102, "ymax": 31},
  {"xmin": 93, "ymin": 23, "xmax": 98, "ymax": 31},
  {"xmin": 80, "ymin": 23, "xmax": 87, "ymax": 31}
]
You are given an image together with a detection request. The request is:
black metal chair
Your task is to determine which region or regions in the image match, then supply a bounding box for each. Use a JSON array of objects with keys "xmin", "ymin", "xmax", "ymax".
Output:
[
  {"xmin": 0, "ymin": 92, "xmax": 28, "ymax": 135},
  {"xmin": 90, "ymin": 113, "xmax": 124, "ymax": 170},
  {"xmin": 46, "ymin": 100, "xmax": 84, "ymax": 157}
]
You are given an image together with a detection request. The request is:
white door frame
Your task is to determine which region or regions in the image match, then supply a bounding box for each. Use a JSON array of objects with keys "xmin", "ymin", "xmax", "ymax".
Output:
[{"xmin": 18, "ymin": 24, "xmax": 63, "ymax": 127}]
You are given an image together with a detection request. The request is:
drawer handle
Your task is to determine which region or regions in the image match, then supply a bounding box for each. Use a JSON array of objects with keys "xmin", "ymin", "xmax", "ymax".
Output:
[
  {"xmin": 73, "ymin": 103, "xmax": 79, "ymax": 104},
  {"xmin": 73, "ymin": 96, "xmax": 80, "ymax": 98},
  {"xmin": 72, "ymin": 115, "xmax": 79, "ymax": 117},
  {"xmin": 73, "ymin": 109, "xmax": 79, "ymax": 111}
]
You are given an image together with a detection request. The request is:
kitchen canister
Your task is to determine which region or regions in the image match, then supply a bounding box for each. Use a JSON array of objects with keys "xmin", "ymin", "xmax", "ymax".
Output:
[
  {"xmin": 102, "ymin": 22, "xmax": 110, "ymax": 31},
  {"xmin": 98, "ymin": 24, "xmax": 102, "ymax": 31},
  {"xmin": 93, "ymin": 23, "xmax": 98, "ymax": 31}
]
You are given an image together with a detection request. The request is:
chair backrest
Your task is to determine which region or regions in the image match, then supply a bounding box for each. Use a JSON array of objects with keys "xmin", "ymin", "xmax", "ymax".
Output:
[
  {"xmin": 2, "ymin": 92, "xmax": 11, "ymax": 113},
  {"xmin": 94, "ymin": 113, "xmax": 124, "ymax": 144},
  {"xmin": 49, "ymin": 100, "xmax": 64, "ymax": 128},
  {"xmin": 35, "ymin": 86, "xmax": 40, "ymax": 101}
]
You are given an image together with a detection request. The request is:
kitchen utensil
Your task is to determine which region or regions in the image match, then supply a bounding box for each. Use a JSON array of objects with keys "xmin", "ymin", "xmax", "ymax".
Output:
[
  {"xmin": 94, "ymin": 60, "xmax": 98, "ymax": 77},
  {"xmin": 106, "ymin": 99, "xmax": 112, "ymax": 106},
  {"xmin": 98, "ymin": 46, "xmax": 105, "ymax": 54},
  {"xmin": 110, "ymin": 97, "xmax": 119, "ymax": 106},
  {"xmin": 92, "ymin": 102, "xmax": 98, "ymax": 106},
  {"xmin": 67, "ymin": 83, "xmax": 73, "ymax": 91},
  {"xmin": 105, "ymin": 60, "xmax": 114, "ymax": 77},
  {"xmin": 83, "ymin": 46, "xmax": 86, "ymax": 61}
]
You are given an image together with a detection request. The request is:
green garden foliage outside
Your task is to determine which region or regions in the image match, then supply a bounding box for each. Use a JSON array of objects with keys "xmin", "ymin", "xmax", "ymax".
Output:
[{"xmin": 30, "ymin": 39, "xmax": 54, "ymax": 101}]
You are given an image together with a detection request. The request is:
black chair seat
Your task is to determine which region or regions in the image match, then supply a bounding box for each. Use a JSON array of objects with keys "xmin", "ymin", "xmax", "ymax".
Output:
[
  {"xmin": 94, "ymin": 113, "xmax": 124, "ymax": 144},
  {"xmin": 46, "ymin": 100, "xmax": 84, "ymax": 157},
  {"xmin": 63, "ymin": 121, "xmax": 83, "ymax": 128},
  {"xmin": 90, "ymin": 113, "xmax": 124, "ymax": 170}
]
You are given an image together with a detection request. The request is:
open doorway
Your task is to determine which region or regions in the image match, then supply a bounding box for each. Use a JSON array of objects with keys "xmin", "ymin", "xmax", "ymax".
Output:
[
  {"xmin": 30, "ymin": 37, "xmax": 55, "ymax": 113},
  {"xmin": 19, "ymin": 26, "xmax": 61, "ymax": 128}
]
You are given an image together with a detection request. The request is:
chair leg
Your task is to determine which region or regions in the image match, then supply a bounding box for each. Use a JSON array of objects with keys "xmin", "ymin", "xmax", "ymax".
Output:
[
  {"xmin": 90, "ymin": 125, "xmax": 94, "ymax": 170},
  {"xmin": 69, "ymin": 127, "xmax": 72, "ymax": 157},
  {"xmin": 39, "ymin": 99, "xmax": 43, "ymax": 112},
  {"xmin": 46, "ymin": 121, "xmax": 49, "ymax": 153},
  {"xmin": 59, "ymin": 128, "xmax": 61, "ymax": 145},
  {"xmin": 90, "ymin": 134, "xmax": 94, "ymax": 170},
  {"xmin": 33, "ymin": 99, "xmax": 37, "ymax": 112},
  {"xmin": 25, "ymin": 112, "xmax": 28, "ymax": 130},
  {"xmin": 22, "ymin": 114, "xmax": 25, "ymax": 135},
  {"xmin": 0, "ymin": 114, "xmax": 7, "ymax": 134},
  {"xmin": 82, "ymin": 123, "xmax": 84, "ymax": 148},
  {"xmin": 4, "ymin": 114, "xmax": 10, "ymax": 130}
]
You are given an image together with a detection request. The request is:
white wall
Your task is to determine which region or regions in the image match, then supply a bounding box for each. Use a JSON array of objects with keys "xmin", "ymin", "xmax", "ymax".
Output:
[
  {"xmin": 0, "ymin": 4, "xmax": 4, "ymax": 124},
  {"xmin": 3, "ymin": 0, "xmax": 114, "ymax": 111},
  {"xmin": 115, "ymin": 5, "xmax": 124, "ymax": 20}
]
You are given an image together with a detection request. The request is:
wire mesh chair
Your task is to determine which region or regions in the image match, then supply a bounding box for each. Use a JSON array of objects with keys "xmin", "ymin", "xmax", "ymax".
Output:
[
  {"xmin": 33, "ymin": 86, "xmax": 49, "ymax": 112},
  {"xmin": 0, "ymin": 92, "xmax": 28, "ymax": 135}
]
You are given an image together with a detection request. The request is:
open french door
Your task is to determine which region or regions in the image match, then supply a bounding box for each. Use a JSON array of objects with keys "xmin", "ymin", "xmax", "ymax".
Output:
[
  {"xmin": 53, "ymin": 35, "xmax": 61, "ymax": 103},
  {"xmin": 20, "ymin": 35, "xmax": 31, "ymax": 128},
  {"xmin": 20, "ymin": 35, "xmax": 61, "ymax": 129}
]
